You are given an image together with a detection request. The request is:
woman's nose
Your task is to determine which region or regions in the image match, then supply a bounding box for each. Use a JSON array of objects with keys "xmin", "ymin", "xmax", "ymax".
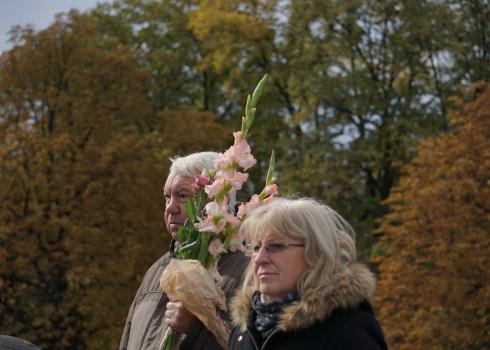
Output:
[{"xmin": 254, "ymin": 246, "xmax": 271, "ymax": 264}]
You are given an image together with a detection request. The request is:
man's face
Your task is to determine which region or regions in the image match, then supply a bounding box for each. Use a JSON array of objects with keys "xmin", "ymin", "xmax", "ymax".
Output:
[{"xmin": 163, "ymin": 172, "xmax": 195, "ymax": 240}]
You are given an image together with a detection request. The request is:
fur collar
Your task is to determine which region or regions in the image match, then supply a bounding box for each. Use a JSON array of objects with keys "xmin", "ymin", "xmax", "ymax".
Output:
[{"xmin": 231, "ymin": 262, "xmax": 376, "ymax": 332}]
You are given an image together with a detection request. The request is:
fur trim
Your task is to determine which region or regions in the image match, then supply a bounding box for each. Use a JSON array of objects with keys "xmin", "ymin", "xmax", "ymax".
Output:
[
  {"xmin": 231, "ymin": 262, "xmax": 376, "ymax": 332},
  {"xmin": 231, "ymin": 285, "xmax": 255, "ymax": 332}
]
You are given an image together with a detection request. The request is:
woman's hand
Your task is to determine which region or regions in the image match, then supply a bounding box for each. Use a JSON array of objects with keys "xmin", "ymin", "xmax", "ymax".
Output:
[{"xmin": 165, "ymin": 300, "xmax": 195, "ymax": 334}]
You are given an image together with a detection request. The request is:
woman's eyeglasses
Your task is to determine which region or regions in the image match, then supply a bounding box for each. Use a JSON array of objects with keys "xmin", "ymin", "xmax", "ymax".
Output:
[{"xmin": 246, "ymin": 241, "xmax": 304, "ymax": 256}]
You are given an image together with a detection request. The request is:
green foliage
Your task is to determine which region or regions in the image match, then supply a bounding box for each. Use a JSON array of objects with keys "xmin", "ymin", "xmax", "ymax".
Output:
[{"xmin": 91, "ymin": 0, "xmax": 489, "ymax": 260}]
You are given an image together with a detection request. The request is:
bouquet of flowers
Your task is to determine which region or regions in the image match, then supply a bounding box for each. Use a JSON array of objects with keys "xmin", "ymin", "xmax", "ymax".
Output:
[{"xmin": 159, "ymin": 74, "xmax": 278, "ymax": 350}]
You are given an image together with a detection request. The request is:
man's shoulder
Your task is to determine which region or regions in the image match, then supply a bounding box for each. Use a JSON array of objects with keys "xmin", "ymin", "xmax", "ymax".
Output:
[{"xmin": 140, "ymin": 252, "xmax": 173, "ymax": 287}]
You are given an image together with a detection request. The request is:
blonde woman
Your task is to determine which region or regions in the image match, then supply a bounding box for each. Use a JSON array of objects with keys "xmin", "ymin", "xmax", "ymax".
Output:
[{"xmin": 229, "ymin": 198, "xmax": 387, "ymax": 350}]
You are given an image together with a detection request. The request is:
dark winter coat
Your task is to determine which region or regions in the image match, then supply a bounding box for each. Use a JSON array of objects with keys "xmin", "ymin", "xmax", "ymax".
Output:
[
  {"xmin": 119, "ymin": 247, "xmax": 249, "ymax": 350},
  {"xmin": 229, "ymin": 262, "xmax": 388, "ymax": 350}
]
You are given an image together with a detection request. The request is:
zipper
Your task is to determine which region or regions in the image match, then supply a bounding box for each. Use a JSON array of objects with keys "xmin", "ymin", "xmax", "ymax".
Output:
[
  {"xmin": 243, "ymin": 327, "xmax": 279, "ymax": 350},
  {"xmin": 260, "ymin": 328, "xmax": 280, "ymax": 350},
  {"xmin": 242, "ymin": 328, "xmax": 279, "ymax": 350},
  {"xmin": 245, "ymin": 329, "xmax": 259, "ymax": 350}
]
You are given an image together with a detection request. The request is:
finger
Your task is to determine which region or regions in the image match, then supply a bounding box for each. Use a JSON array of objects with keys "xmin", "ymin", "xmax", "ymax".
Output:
[
  {"xmin": 165, "ymin": 309, "xmax": 175, "ymax": 320},
  {"xmin": 166, "ymin": 301, "xmax": 177, "ymax": 311}
]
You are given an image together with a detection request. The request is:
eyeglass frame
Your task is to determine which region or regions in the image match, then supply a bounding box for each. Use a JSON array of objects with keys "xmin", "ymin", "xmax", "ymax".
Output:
[{"xmin": 246, "ymin": 240, "xmax": 305, "ymax": 257}]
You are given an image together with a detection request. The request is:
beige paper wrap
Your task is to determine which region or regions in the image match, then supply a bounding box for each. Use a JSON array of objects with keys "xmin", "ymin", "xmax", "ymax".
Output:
[{"xmin": 159, "ymin": 259, "xmax": 229, "ymax": 349}]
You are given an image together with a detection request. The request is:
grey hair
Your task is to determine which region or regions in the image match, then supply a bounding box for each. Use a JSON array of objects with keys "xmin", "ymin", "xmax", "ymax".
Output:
[
  {"xmin": 169, "ymin": 151, "xmax": 238, "ymax": 213},
  {"xmin": 239, "ymin": 197, "xmax": 357, "ymax": 298},
  {"xmin": 169, "ymin": 151, "xmax": 220, "ymax": 177}
]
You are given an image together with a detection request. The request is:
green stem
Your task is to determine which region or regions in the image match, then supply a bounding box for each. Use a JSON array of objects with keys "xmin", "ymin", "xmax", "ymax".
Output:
[
  {"xmin": 197, "ymin": 231, "xmax": 211, "ymax": 265},
  {"xmin": 160, "ymin": 329, "xmax": 178, "ymax": 350},
  {"xmin": 178, "ymin": 240, "xmax": 198, "ymax": 253}
]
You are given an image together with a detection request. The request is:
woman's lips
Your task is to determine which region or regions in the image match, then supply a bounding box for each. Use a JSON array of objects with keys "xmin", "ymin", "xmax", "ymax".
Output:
[{"xmin": 258, "ymin": 272, "xmax": 276, "ymax": 279}]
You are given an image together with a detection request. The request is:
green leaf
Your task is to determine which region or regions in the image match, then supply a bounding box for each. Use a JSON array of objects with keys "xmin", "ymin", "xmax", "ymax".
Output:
[
  {"xmin": 250, "ymin": 74, "xmax": 268, "ymax": 108},
  {"xmin": 222, "ymin": 224, "xmax": 236, "ymax": 250},
  {"xmin": 190, "ymin": 236, "xmax": 201, "ymax": 259},
  {"xmin": 177, "ymin": 225, "xmax": 186, "ymax": 243},
  {"xmin": 266, "ymin": 149, "xmax": 276, "ymax": 185},
  {"xmin": 244, "ymin": 108, "xmax": 255, "ymax": 137},
  {"xmin": 178, "ymin": 240, "xmax": 198, "ymax": 253},
  {"xmin": 197, "ymin": 231, "xmax": 211, "ymax": 264},
  {"xmin": 205, "ymin": 254, "xmax": 217, "ymax": 269},
  {"xmin": 245, "ymin": 94, "xmax": 252, "ymax": 119},
  {"xmin": 185, "ymin": 199, "xmax": 196, "ymax": 220},
  {"xmin": 242, "ymin": 74, "xmax": 268, "ymax": 139}
]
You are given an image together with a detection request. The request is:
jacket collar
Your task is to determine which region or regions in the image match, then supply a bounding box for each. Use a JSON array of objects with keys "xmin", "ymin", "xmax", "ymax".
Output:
[{"xmin": 231, "ymin": 262, "xmax": 376, "ymax": 333}]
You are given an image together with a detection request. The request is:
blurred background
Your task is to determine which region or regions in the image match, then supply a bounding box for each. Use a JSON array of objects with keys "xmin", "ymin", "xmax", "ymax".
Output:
[{"xmin": 0, "ymin": 0, "xmax": 488, "ymax": 349}]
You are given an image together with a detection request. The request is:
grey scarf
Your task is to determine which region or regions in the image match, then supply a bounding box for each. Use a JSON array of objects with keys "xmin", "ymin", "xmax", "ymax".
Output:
[{"xmin": 251, "ymin": 290, "xmax": 299, "ymax": 338}]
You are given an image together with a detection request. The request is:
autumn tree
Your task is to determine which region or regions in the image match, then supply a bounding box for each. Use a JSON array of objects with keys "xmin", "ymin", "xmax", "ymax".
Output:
[
  {"xmin": 174, "ymin": 0, "xmax": 462, "ymax": 254},
  {"xmin": 0, "ymin": 8, "xmax": 236, "ymax": 348},
  {"xmin": 449, "ymin": 0, "xmax": 490, "ymax": 83},
  {"xmin": 0, "ymin": 12, "xmax": 167, "ymax": 349},
  {"xmin": 374, "ymin": 83, "xmax": 490, "ymax": 349},
  {"xmin": 91, "ymin": 0, "xmax": 285, "ymax": 190},
  {"xmin": 91, "ymin": 0, "xmax": 489, "ymax": 259}
]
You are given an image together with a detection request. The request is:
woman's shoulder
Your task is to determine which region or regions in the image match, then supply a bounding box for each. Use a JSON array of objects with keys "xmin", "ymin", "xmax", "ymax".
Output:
[{"xmin": 321, "ymin": 300, "xmax": 388, "ymax": 350}]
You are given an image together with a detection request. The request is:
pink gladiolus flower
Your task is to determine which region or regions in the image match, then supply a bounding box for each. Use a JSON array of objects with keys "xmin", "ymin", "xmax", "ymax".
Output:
[
  {"xmin": 264, "ymin": 184, "xmax": 278, "ymax": 196},
  {"xmin": 225, "ymin": 212, "xmax": 241, "ymax": 228},
  {"xmin": 231, "ymin": 132, "xmax": 256, "ymax": 170},
  {"xmin": 195, "ymin": 201, "xmax": 228, "ymax": 233},
  {"xmin": 237, "ymin": 194, "xmax": 262, "ymax": 219},
  {"xmin": 233, "ymin": 130, "xmax": 244, "ymax": 143},
  {"xmin": 228, "ymin": 231, "xmax": 246, "ymax": 252},
  {"xmin": 192, "ymin": 175, "xmax": 210, "ymax": 193},
  {"xmin": 210, "ymin": 264, "xmax": 224, "ymax": 283},
  {"xmin": 217, "ymin": 169, "xmax": 249, "ymax": 191},
  {"xmin": 214, "ymin": 152, "xmax": 234, "ymax": 170},
  {"xmin": 194, "ymin": 217, "xmax": 225, "ymax": 234},
  {"xmin": 205, "ymin": 200, "xmax": 229, "ymax": 217},
  {"xmin": 214, "ymin": 132, "xmax": 256, "ymax": 171},
  {"xmin": 205, "ymin": 178, "xmax": 225, "ymax": 198},
  {"xmin": 208, "ymin": 239, "xmax": 225, "ymax": 257},
  {"xmin": 236, "ymin": 204, "xmax": 246, "ymax": 220}
]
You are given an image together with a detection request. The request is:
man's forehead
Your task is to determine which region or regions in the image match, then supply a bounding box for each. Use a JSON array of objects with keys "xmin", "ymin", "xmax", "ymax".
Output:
[{"xmin": 164, "ymin": 172, "xmax": 194, "ymax": 192}]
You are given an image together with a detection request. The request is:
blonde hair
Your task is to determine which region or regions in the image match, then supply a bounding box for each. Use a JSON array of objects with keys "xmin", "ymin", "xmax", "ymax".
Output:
[
  {"xmin": 169, "ymin": 152, "xmax": 220, "ymax": 177},
  {"xmin": 239, "ymin": 197, "xmax": 357, "ymax": 299}
]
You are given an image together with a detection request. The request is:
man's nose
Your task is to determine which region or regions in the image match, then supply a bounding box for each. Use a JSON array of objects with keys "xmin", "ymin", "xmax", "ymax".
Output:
[{"xmin": 165, "ymin": 196, "xmax": 180, "ymax": 214}]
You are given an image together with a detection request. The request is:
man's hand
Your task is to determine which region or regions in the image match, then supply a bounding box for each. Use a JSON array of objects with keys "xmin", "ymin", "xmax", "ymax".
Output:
[{"xmin": 165, "ymin": 300, "xmax": 195, "ymax": 334}]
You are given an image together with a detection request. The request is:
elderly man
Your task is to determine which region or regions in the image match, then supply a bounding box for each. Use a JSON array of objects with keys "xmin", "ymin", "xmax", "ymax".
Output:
[{"xmin": 119, "ymin": 152, "xmax": 249, "ymax": 350}]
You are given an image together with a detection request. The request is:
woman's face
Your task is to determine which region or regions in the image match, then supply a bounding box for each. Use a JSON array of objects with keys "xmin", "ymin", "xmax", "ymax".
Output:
[{"xmin": 251, "ymin": 233, "xmax": 307, "ymax": 302}]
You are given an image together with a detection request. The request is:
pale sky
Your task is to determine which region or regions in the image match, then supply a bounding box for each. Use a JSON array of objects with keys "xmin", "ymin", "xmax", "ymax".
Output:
[{"xmin": 0, "ymin": 0, "xmax": 111, "ymax": 53}]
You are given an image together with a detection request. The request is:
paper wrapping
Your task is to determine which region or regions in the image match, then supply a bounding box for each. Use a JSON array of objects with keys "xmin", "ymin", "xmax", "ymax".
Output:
[{"xmin": 160, "ymin": 259, "xmax": 229, "ymax": 348}]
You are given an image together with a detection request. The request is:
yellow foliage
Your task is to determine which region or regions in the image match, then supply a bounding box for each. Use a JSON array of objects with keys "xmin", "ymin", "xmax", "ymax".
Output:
[
  {"xmin": 374, "ymin": 83, "xmax": 490, "ymax": 349},
  {"xmin": 188, "ymin": 0, "xmax": 270, "ymax": 73}
]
